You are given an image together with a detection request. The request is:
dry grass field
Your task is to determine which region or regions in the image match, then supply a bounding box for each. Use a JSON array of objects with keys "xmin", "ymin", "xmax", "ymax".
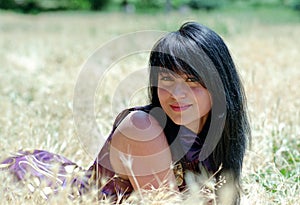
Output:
[{"xmin": 0, "ymin": 7, "xmax": 299, "ymax": 204}]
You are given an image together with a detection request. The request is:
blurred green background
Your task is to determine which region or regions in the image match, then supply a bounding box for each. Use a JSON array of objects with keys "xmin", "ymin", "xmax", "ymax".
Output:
[{"xmin": 1, "ymin": 0, "xmax": 300, "ymax": 13}]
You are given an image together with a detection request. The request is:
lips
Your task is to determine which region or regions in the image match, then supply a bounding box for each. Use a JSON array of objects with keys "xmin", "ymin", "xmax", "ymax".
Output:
[{"xmin": 169, "ymin": 103, "xmax": 192, "ymax": 112}]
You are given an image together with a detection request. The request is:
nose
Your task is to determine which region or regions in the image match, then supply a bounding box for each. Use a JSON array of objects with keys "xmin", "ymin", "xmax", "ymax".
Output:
[{"xmin": 171, "ymin": 82, "xmax": 187, "ymax": 99}]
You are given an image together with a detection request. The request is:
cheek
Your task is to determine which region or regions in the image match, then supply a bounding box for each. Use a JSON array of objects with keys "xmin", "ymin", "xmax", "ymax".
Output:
[
  {"xmin": 193, "ymin": 88, "xmax": 212, "ymax": 110},
  {"xmin": 157, "ymin": 88, "xmax": 170, "ymax": 102}
]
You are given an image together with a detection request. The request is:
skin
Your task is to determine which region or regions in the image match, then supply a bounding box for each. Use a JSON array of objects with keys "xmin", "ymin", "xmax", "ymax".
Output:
[
  {"xmin": 110, "ymin": 71, "xmax": 212, "ymax": 191},
  {"xmin": 110, "ymin": 111, "xmax": 177, "ymax": 190},
  {"xmin": 157, "ymin": 72, "xmax": 212, "ymax": 134}
]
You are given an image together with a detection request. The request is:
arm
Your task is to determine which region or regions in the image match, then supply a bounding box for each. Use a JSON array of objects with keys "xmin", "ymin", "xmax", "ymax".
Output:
[{"xmin": 110, "ymin": 110, "xmax": 177, "ymax": 190}]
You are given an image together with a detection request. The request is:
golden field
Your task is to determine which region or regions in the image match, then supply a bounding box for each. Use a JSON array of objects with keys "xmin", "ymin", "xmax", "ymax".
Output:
[{"xmin": 0, "ymin": 8, "xmax": 299, "ymax": 204}]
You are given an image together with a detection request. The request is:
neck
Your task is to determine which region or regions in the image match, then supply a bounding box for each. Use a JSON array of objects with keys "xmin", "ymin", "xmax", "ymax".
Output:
[{"xmin": 185, "ymin": 114, "xmax": 209, "ymax": 134}]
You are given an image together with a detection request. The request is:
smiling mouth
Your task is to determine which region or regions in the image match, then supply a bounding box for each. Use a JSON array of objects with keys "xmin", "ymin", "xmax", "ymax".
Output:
[{"xmin": 170, "ymin": 104, "xmax": 192, "ymax": 112}]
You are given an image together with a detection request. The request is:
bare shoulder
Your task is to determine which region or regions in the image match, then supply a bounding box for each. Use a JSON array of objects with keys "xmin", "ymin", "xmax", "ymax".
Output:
[
  {"xmin": 110, "ymin": 110, "xmax": 168, "ymax": 155},
  {"xmin": 109, "ymin": 111, "xmax": 174, "ymax": 181},
  {"xmin": 115, "ymin": 110, "xmax": 164, "ymax": 141}
]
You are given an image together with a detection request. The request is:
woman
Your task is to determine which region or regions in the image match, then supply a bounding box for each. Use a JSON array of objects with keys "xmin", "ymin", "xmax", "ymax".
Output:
[{"xmin": 1, "ymin": 22, "xmax": 250, "ymax": 204}]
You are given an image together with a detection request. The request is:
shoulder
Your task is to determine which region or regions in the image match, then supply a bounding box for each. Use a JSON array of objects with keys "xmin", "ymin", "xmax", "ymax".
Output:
[
  {"xmin": 109, "ymin": 111, "xmax": 173, "ymax": 180},
  {"xmin": 110, "ymin": 110, "xmax": 170, "ymax": 157},
  {"xmin": 115, "ymin": 110, "xmax": 164, "ymax": 141}
]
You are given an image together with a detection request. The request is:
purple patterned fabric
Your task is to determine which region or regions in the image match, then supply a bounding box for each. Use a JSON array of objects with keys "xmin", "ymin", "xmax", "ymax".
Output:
[
  {"xmin": 0, "ymin": 150, "xmax": 87, "ymax": 195},
  {"xmin": 2, "ymin": 150, "xmax": 75, "ymax": 180}
]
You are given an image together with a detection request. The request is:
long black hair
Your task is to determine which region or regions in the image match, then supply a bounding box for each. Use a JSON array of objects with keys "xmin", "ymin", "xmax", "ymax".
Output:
[{"xmin": 148, "ymin": 22, "xmax": 251, "ymax": 202}]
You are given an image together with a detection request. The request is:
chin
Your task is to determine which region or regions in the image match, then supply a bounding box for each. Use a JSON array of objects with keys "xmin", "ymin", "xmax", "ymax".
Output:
[
  {"xmin": 172, "ymin": 120, "xmax": 183, "ymax": 125},
  {"xmin": 171, "ymin": 117, "xmax": 193, "ymax": 126},
  {"xmin": 168, "ymin": 115, "xmax": 182, "ymax": 125}
]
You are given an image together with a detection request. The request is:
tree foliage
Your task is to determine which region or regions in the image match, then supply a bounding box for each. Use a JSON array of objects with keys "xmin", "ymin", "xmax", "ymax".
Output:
[
  {"xmin": 90, "ymin": 0, "xmax": 110, "ymax": 10},
  {"xmin": 1, "ymin": 0, "xmax": 300, "ymax": 12},
  {"xmin": 0, "ymin": 0, "xmax": 107, "ymax": 12},
  {"xmin": 188, "ymin": 0, "xmax": 226, "ymax": 10}
]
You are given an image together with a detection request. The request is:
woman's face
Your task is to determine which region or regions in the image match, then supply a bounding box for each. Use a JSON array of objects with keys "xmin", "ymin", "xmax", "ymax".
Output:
[{"xmin": 157, "ymin": 71, "xmax": 212, "ymax": 133}]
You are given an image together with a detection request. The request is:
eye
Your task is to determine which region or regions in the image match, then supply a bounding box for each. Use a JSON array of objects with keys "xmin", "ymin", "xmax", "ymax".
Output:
[
  {"xmin": 159, "ymin": 73, "xmax": 175, "ymax": 81},
  {"xmin": 186, "ymin": 77, "xmax": 198, "ymax": 82},
  {"xmin": 158, "ymin": 73, "xmax": 175, "ymax": 87},
  {"xmin": 185, "ymin": 77, "xmax": 201, "ymax": 87},
  {"xmin": 160, "ymin": 76, "xmax": 174, "ymax": 81}
]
